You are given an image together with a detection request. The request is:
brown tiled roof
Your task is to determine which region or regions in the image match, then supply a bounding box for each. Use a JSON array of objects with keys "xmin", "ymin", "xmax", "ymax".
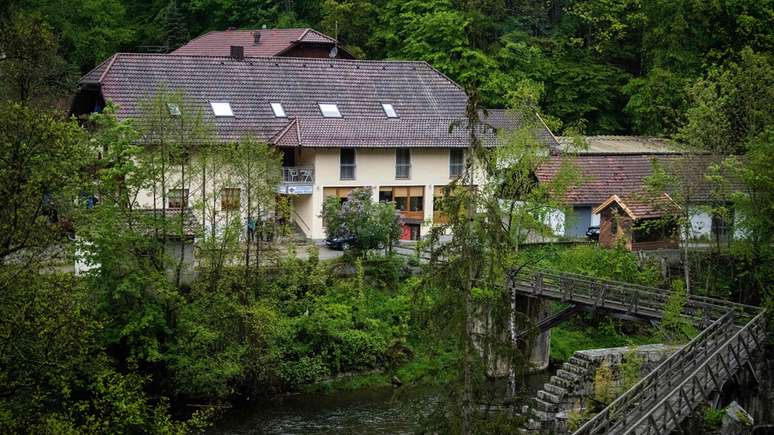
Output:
[
  {"xmin": 75, "ymin": 53, "xmax": 558, "ymax": 148},
  {"xmin": 271, "ymin": 116, "xmax": 498, "ymax": 148},
  {"xmin": 171, "ymin": 28, "xmax": 353, "ymax": 58},
  {"xmin": 537, "ymin": 154, "xmax": 738, "ymax": 206},
  {"xmin": 593, "ymin": 193, "xmax": 680, "ymax": 220}
]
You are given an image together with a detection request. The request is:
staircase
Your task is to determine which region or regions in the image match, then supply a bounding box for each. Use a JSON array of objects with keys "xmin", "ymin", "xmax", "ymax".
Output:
[{"xmin": 532, "ymin": 353, "xmax": 595, "ymax": 423}]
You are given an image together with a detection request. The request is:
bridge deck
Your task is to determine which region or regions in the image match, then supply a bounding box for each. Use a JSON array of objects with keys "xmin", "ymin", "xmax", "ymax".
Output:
[{"xmin": 506, "ymin": 269, "xmax": 765, "ymax": 435}]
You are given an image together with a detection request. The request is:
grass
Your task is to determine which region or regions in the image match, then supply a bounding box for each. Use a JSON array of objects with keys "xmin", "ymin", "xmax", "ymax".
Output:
[{"xmin": 550, "ymin": 317, "xmax": 657, "ymax": 363}]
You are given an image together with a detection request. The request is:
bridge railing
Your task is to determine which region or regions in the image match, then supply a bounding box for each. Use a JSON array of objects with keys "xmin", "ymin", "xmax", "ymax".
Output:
[
  {"xmin": 509, "ymin": 268, "xmax": 757, "ymax": 324},
  {"xmin": 620, "ymin": 309, "xmax": 767, "ymax": 435},
  {"xmin": 572, "ymin": 310, "xmax": 736, "ymax": 435}
]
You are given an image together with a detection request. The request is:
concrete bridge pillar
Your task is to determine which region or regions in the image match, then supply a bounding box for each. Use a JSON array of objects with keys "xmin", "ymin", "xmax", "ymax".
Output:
[{"xmin": 522, "ymin": 295, "xmax": 552, "ymax": 371}]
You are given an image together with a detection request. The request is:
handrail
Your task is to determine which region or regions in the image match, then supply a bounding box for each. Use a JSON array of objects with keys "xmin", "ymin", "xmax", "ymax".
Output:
[
  {"xmin": 510, "ymin": 268, "xmax": 756, "ymax": 324},
  {"xmin": 619, "ymin": 310, "xmax": 767, "ymax": 435},
  {"xmin": 292, "ymin": 209, "xmax": 311, "ymax": 233},
  {"xmin": 535, "ymin": 268, "xmax": 760, "ymax": 317},
  {"xmin": 502, "ymin": 267, "xmax": 766, "ymax": 435},
  {"xmin": 282, "ymin": 166, "xmax": 314, "ymax": 184},
  {"xmin": 573, "ymin": 311, "xmax": 736, "ymax": 435}
]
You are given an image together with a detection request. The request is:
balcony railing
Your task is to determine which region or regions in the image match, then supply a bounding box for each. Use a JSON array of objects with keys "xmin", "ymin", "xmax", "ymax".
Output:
[{"xmin": 282, "ymin": 166, "xmax": 314, "ymax": 184}]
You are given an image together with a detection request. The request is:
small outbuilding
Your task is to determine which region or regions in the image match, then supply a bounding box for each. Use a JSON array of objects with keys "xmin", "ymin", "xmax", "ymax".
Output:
[{"xmin": 593, "ymin": 193, "xmax": 679, "ymax": 251}]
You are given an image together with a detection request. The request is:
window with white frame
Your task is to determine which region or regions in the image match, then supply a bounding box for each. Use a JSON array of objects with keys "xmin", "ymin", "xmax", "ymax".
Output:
[
  {"xmin": 396, "ymin": 149, "xmax": 411, "ymax": 179},
  {"xmin": 210, "ymin": 101, "xmax": 233, "ymax": 117},
  {"xmin": 382, "ymin": 103, "xmax": 398, "ymax": 118},
  {"xmin": 319, "ymin": 103, "xmax": 342, "ymax": 118},
  {"xmin": 271, "ymin": 102, "xmax": 286, "ymax": 117},
  {"xmin": 340, "ymin": 148, "xmax": 355, "ymax": 180}
]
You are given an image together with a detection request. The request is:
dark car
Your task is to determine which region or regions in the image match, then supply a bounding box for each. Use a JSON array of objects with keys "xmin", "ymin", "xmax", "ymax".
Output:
[
  {"xmin": 325, "ymin": 235, "xmax": 356, "ymax": 251},
  {"xmin": 585, "ymin": 225, "xmax": 600, "ymax": 241}
]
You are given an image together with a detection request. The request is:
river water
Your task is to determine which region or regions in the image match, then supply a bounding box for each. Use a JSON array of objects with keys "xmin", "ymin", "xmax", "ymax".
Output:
[{"xmin": 211, "ymin": 372, "xmax": 550, "ymax": 434}]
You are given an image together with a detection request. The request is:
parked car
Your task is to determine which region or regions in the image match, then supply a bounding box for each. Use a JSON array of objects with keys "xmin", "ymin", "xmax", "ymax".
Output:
[
  {"xmin": 586, "ymin": 225, "xmax": 600, "ymax": 241},
  {"xmin": 325, "ymin": 234, "xmax": 357, "ymax": 251}
]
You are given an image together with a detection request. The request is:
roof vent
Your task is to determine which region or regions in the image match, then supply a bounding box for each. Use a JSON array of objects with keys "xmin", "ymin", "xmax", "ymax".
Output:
[
  {"xmin": 230, "ymin": 45, "xmax": 244, "ymax": 60},
  {"xmin": 253, "ymin": 31, "xmax": 261, "ymax": 45}
]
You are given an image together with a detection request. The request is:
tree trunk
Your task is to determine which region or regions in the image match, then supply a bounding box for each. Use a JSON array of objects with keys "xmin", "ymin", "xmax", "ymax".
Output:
[{"xmin": 175, "ymin": 160, "xmax": 185, "ymax": 288}]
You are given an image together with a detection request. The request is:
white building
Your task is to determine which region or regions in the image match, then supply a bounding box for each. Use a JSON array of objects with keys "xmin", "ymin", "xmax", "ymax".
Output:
[{"xmin": 71, "ymin": 51, "xmax": 558, "ymax": 241}]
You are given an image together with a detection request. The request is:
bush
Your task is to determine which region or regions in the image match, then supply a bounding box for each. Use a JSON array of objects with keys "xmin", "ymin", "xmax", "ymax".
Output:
[
  {"xmin": 703, "ymin": 406, "xmax": 724, "ymax": 428},
  {"xmin": 541, "ymin": 244, "xmax": 661, "ymax": 285},
  {"xmin": 658, "ymin": 279, "xmax": 697, "ymax": 343},
  {"xmin": 321, "ymin": 187, "xmax": 401, "ymax": 252}
]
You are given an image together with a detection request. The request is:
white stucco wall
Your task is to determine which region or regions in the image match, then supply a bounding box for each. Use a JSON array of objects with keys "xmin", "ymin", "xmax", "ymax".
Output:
[{"xmin": 303, "ymin": 147, "xmax": 478, "ymax": 239}]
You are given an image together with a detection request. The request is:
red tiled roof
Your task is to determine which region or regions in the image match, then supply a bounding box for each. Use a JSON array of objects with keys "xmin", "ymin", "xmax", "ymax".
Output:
[
  {"xmin": 537, "ymin": 154, "xmax": 736, "ymax": 205},
  {"xmin": 171, "ymin": 28, "xmax": 353, "ymax": 58},
  {"xmin": 593, "ymin": 193, "xmax": 680, "ymax": 220},
  {"xmin": 75, "ymin": 53, "xmax": 559, "ymax": 149}
]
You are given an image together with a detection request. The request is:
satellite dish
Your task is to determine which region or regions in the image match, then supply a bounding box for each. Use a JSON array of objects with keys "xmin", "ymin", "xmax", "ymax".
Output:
[{"xmin": 329, "ymin": 46, "xmax": 338, "ymax": 58}]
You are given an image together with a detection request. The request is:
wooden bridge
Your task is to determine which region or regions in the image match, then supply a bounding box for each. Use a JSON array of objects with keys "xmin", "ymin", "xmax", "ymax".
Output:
[{"xmin": 507, "ymin": 269, "xmax": 766, "ymax": 435}]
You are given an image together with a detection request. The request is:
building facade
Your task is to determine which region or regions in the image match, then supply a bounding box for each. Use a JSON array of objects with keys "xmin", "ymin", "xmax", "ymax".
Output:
[
  {"xmin": 70, "ymin": 47, "xmax": 557, "ymax": 241},
  {"xmin": 537, "ymin": 151, "xmax": 740, "ymax": 243}
]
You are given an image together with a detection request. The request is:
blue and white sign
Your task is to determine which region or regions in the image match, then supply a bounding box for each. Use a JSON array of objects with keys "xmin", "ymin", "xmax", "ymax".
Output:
[{"xmin": 278, "ymin": 185, "xmax": 313, "ymax": 195}]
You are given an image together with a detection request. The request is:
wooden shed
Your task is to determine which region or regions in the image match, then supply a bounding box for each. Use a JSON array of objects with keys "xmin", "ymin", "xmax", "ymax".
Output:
[{"xmin": 593, "ymin": 193, "xmax": 679, "ymax": 251}]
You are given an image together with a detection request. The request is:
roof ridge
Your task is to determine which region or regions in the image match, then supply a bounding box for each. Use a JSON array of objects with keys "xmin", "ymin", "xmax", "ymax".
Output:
[
  {"xmin": 417, "ymin": 60, "xmax": 464, "ymax": 92},
  {"xmin": 269, "ymin": 118, "xmax": 300, "ymax": 145},
  {"xmin": 100, "ymin": 52, "xmax": 433, "ymax": 65},
  {"xmin": 98, "ymin": 53, "xmax": 120, "ymax": 83},
  {"xmin": 294, "ymin": 28, "xmax": 311, "ymax": 42},
  {"xmin": 80, "ymin": 55, "xmax": 114, "ymax": 82},
  {"xmin": 303, "ymin": 28, "xmax": 337, "ymax": 42},
  {"xmin": 171, "ymin": 30, "xmax": 217, "ymax": 52}
]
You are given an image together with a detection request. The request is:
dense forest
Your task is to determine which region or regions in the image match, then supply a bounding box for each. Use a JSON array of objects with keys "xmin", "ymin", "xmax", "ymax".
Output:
[
  {"xmin": 2, "ymin": 0, "xmax": 773, "ymax": 134},
  {"xmin": 1, "ymin": 1, "xmax": 773, "ymax": 434}
]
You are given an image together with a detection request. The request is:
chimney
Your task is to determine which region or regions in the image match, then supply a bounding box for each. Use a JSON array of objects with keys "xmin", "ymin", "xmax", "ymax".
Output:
[
  {"xmin": 230, "ymin": 45, "xmax": 244, "ymax": 60},
  {"xmin": 253, "ymin": 31, "xmax": 261, "ymax": 45}
]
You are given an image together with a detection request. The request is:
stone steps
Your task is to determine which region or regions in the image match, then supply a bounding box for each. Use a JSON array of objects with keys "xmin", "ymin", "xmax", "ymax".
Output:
[
  {"xmin": 531, "ymin": 397, "xmax": 556, "ymax": 412},
  {"xmin": 537, "ymin": 389, "xmax": 561, "ymax": 404},
  {"xmin": 543, "ymin": 383, "xmax": 567, "ymax": 397},
  {"xmin": 527, "ymin": 350, "xmax": 599, "ymax": 431}
]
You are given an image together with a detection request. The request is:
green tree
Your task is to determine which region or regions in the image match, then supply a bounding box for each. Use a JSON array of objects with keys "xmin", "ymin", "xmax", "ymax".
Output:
[
  {"xmin": 0, "ymin": 102, "xmax": 86, "ymax": 263},
  {"xmin": 0, "ymin": 12, "xmax": 76, "ymax": 104},
  {"xmin": 623, "ymin": 68, "xmax": 689, "ymax": 135},
  {"xmin": 322, "ymin": 187, "xmax": 402, "ymax": 253},
  {"xmin": 421, "ymin": 82, "xmax": 579, "ymax": 432},
  {"xmin": 678, "ymin": 49, "xmax": 774, "ymax": 154},
  {"xmin": 225, "ymin": 137, "xmax": 282, "ymax": 279},
  {"xmin": 160, "ymin": 0, "xmax": 190, "ymax": 51}
]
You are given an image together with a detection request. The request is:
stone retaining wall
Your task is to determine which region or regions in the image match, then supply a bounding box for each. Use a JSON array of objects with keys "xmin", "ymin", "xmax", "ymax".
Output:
[{"xmin": 525, "ymin": 343, "xmax": 681, "ymax": 434}]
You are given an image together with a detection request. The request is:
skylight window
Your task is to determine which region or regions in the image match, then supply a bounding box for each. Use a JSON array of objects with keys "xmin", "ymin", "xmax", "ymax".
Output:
[
  {"xmin": 167, "ymin": 103, "xmax": 181, "ymax": 116},
  {"xmin": 210, "ymin": 102, "xmax": 233, "ymax": 117},
  {"xmin": 271, "ymin": 102, "xmax": 286, "ymax": 117},
  {"xmin": 318, "ymin": 103, "xmax": 342, "ymax": 118},
  {"xmin": 382, "ymin": 103, "xmax": 398, "ymax": 118}
]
